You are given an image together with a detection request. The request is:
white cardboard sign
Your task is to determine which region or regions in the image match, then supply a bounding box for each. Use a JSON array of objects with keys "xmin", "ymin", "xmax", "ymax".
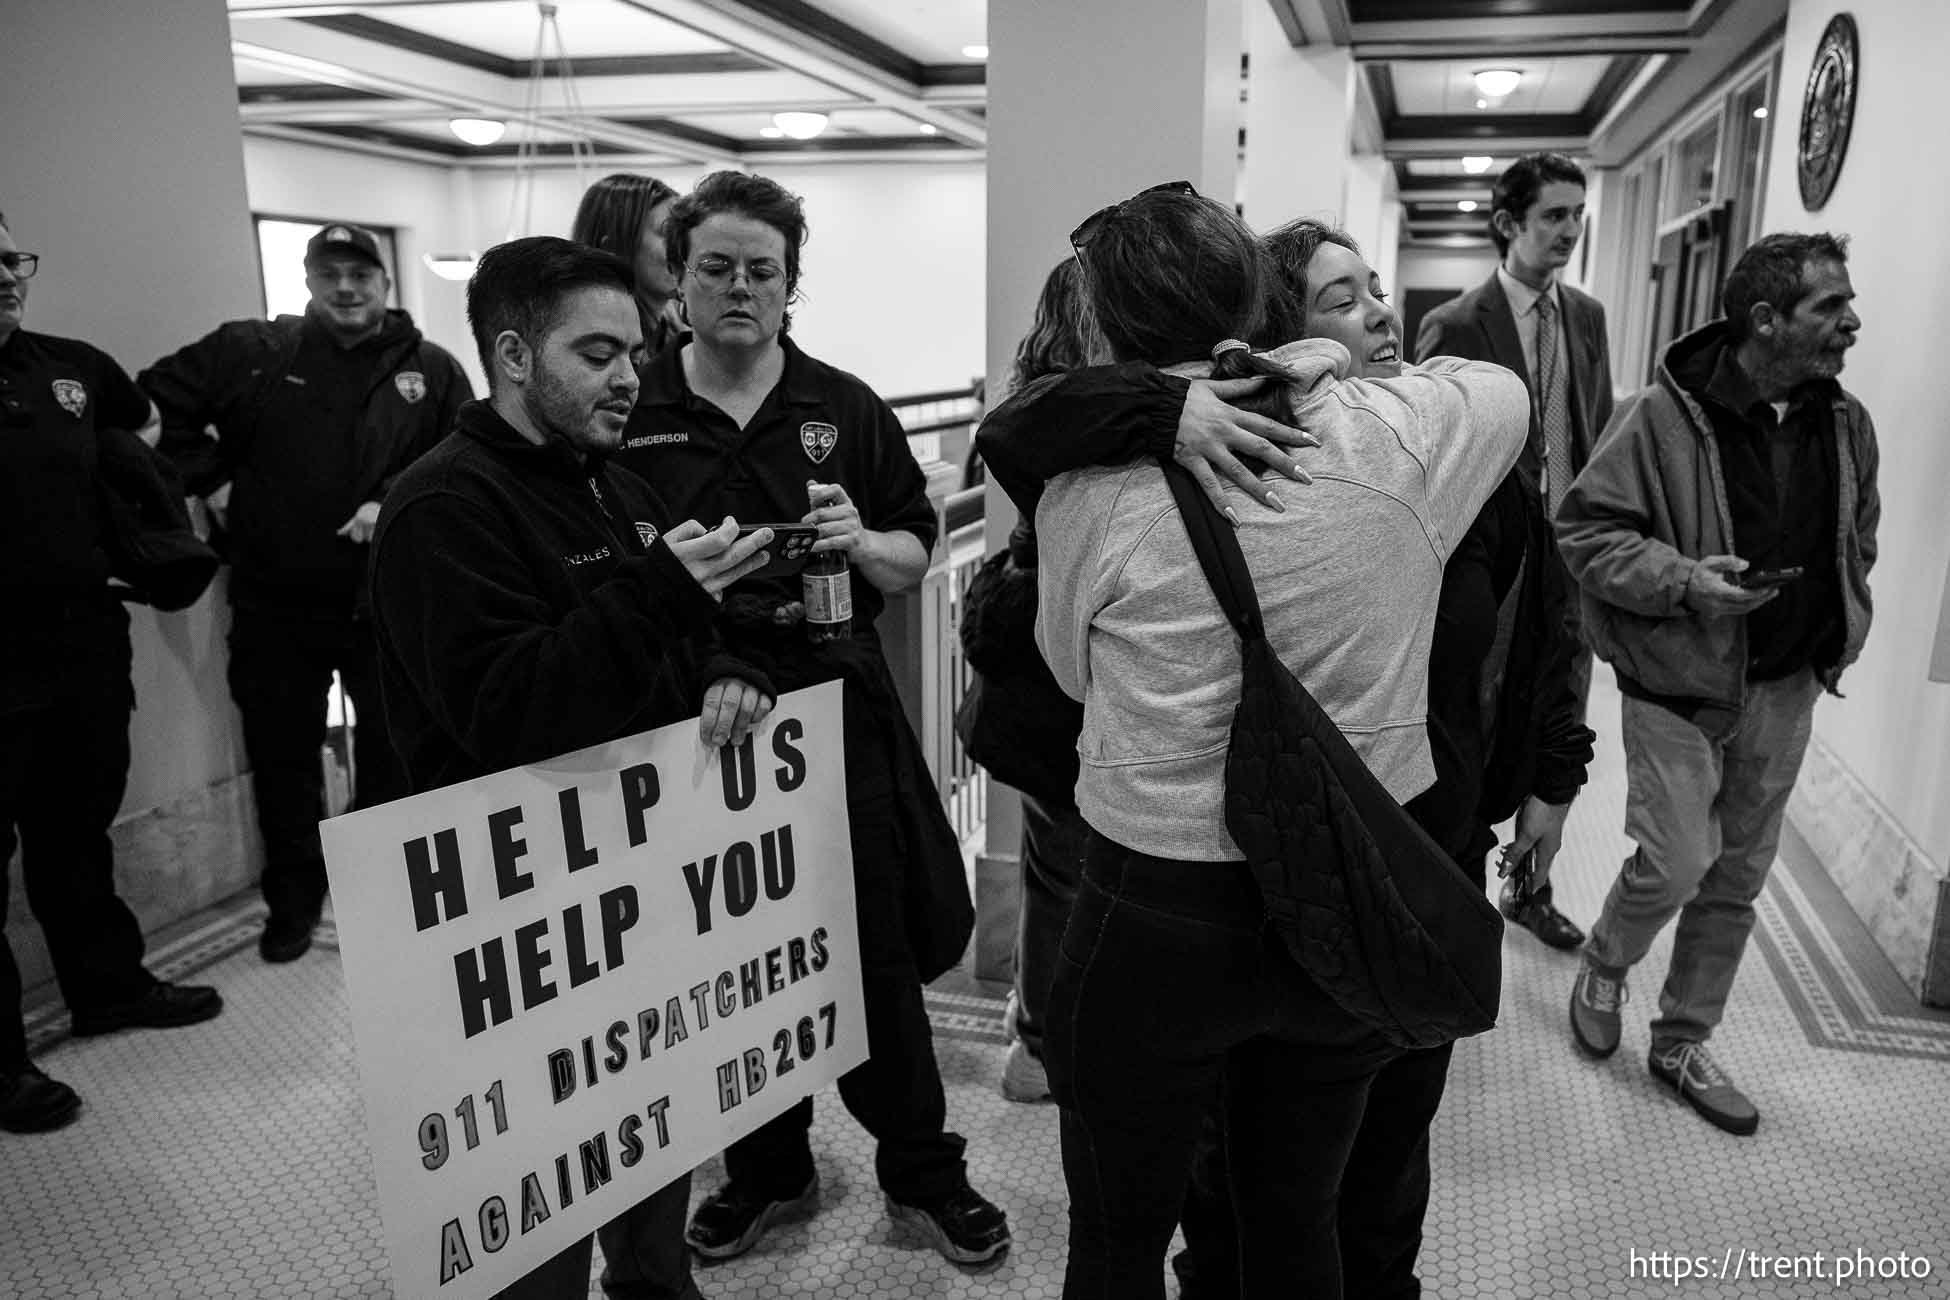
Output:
[{"xmin": 321, "ymin": 682, "xmax": 863, "ymax": 1298}]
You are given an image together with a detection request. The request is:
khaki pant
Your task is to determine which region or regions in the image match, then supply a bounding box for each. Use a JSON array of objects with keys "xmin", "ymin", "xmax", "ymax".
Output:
[{"xmin": 1586, "ymin": 668, "xmax": 1821, "ymax": 1045}]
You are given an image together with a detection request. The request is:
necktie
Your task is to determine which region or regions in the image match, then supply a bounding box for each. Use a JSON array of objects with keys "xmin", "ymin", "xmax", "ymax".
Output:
[{"xmin": 1535, "ymin": 294, "xmax": 1574, "ymax": 515}]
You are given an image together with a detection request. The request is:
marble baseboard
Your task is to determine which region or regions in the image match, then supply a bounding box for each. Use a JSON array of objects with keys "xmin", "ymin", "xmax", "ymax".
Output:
[
  {"xmin": 1786, "ymin": 735, "xmax": 1950, "ymax": 1006},
  {"xmin": 6, "ymin": 774, "xmax": 262, "ymax": 996},
  {"xmin": 973, "ymin": 849, "xmax": 1021, "ymax": 985}
]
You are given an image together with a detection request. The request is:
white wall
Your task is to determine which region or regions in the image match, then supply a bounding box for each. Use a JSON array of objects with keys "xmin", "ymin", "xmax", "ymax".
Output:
[
  {"xmin": 1395, "ymin": 247, "xmax": 1499, "ymax": 292},
  {"xmin": 1760, "ymin": 0, "xmax": 1950, "ymax": 869},
  {"xmin": 10, "ymin": 0, "xmax": 258, "ymax": 820},
  {"xmin": 242, "ymin": 144, "xmax": 988, "ymax": 402},
  {"xmin": 467, "ymin": 161, "xmax": 988, "ymax": 400}
]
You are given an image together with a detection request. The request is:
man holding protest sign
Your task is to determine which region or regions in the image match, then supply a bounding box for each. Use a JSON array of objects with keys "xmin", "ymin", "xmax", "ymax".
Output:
[{"xmin": 369, "ymin": 235, "xmax": 774, "ymax": 1299}]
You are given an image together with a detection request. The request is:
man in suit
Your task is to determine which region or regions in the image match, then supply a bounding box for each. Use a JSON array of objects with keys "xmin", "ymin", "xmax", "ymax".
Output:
[{"xmin": 1414, "ymin": 152, "xmax": 1614, "ymax": 951}]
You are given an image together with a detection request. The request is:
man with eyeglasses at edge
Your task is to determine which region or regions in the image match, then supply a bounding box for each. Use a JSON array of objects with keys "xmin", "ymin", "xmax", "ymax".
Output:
[
  {"xmin": 0, "ymin": 212, "xmax": 224, "ymax": 1135},
  {"xmin": 142, "ymin": 223, "xmax": 472, "ymax": 966},
  {"xmin": 611, "ymin": 170, "xmax": 1011, "ymax": 1269}
]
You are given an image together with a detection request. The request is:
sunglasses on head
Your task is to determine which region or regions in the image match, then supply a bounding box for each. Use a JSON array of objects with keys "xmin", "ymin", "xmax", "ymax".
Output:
[{"xmin": 1069, "ymin": 180, "xmax": 1199, "ymax": 255}]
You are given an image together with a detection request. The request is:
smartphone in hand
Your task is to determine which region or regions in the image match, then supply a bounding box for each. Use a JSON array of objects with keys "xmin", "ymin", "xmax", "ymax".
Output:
[
  {"xmin": 733, "ymin": 523, "xmax": 820, "ymax": 580},
  {"xmin": 1735, "ymin": 565, "xmax": 1804, "ymax": 590},
  {"xmin": 1501, "ymin": 847, "xmax": 1538, "ymax": 911}
]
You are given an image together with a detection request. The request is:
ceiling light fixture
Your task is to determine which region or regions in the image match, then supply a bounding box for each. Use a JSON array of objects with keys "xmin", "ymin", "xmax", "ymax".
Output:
[
  {"xmin": 759, "ymin": 125, "xmax": 784, "ymax": 139},
  {"xmin": 1458, "ymin": 200, "xmax": 1478, "ymax": 213},
  {"xmin": 1461, "ymin": 155, "xmax": 1494, "ymax": 174},
  {"xmin": 1472, "ymin": 68, "xmax": 1522, "ymax": 99},
  {"xmin": 918, "ymin": 122, "xmax": 938, "ymax": 136},
  {"xmin": 448, "ymin": 117, "xmax": 507, "ymax": 147},
  {"xmin": 423, "ymin": 253, "xmax": 479, "ymax": 282},
  {"xmin": 962, "ymin": 44, "xmax": 989, "ymax": 60},
  {"xmin": 1476, "ymin": 98, "xmax": 1488, "ymax": 110},
  {"xmin": 1753, "ymin": 105, "xmax": 1769, "ymax": 119},
  {"xmin": 772, "ymin": 111, "xmax": 829, "ymax": 140},
  {"xmin": 505, "ymin": 2, "xmax": 596, "ymax": 242}
]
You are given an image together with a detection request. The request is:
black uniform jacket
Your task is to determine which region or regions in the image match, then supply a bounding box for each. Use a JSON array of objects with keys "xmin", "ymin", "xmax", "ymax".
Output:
[
  {"xmin": 1, "ymin": 328, "xmax": 152, "ymax": 713},
  {"xmin": 618, "ymin": 334, "xmax": 938, "ymax": 631},
  {"xmin": 141, "ymin": 308, "xmax": 471, "ymax": 612},
  {"xmin": 976, "ymin": 368, "xmax": 1594, "ymax": 866},
  {"xmin": 617, "ymin": 336, "xmax": 971, "ymax": 979},
  {"xmin": 369, "ymin": 400, "xmax": 766, "ymax": 793}
]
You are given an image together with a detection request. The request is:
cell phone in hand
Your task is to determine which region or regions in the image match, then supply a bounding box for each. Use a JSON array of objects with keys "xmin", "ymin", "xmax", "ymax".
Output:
[
  {"xmin": 1735, "ymin": 565, "xmax": 1805, "ymax": 590},
  {"xmin": 1503, "ymin": 848, "xmax": 1538, "ymax": 911},
  {"xmin": 733, "ymin": 523, "xmax": 820, "ymax": 580}
]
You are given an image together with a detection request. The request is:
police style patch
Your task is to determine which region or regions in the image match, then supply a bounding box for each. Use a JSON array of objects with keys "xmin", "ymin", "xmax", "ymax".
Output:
[
  {"xmin": 800, "ymin": 421, "xmax": 839, "ymax": 465},
  {"xmin": 394, "ymin": 371, "xmax": 427, "ymax": 404},
  {"xmin": 635, "ymin": 521, "xmax": 659, "ymax": 549},
  {"xmin": 51, "ymin": 379, "xmax": 87, "ymax": 418}
]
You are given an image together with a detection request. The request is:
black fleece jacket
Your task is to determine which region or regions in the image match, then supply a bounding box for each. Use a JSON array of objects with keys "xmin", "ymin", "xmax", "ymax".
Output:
[
  {"xmin": 369, "ymin": 400, "xmax": 767, "ymax": 792},
  {"xmin": 142, "ymin": 308, "xmax": 471, "ymax": 612}
]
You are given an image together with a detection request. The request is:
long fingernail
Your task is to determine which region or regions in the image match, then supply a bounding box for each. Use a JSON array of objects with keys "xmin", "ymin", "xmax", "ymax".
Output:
[
  {"xmin": 1267, "ymin": 494, "xmax": 1285, "ymax": 513},
  {"xmin": 1224, "ymin": 507, "xmax": 1241, "ymax": 527}
]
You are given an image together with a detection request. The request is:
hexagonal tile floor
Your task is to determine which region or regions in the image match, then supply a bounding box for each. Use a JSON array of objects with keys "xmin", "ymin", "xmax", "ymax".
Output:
[{"xmin": 4, "ymin": 670, "xmax": 1947, "ymax": 1298}]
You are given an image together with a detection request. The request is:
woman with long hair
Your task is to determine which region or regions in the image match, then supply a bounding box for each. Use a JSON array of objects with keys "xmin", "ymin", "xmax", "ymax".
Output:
[
  {"xmin": 570, "ymin": 172, "xmax": 682, "ymax": 356},
  {"xmin": 983, "ymin": 185, "xmax": 1529, "ymax": 1298},
  {"xmin": 959, "ymin": 260, "xmax": 1102, "ymax": 1104},
  {"xmin": 980, "ymin": 210, "xmax": 1593, "ymax": 1297}
]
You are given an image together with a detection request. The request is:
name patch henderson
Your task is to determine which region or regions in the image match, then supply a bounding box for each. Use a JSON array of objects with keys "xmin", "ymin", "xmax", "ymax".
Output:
[{"xmin": 321, "ymin": 682, "xmax": 865, "ymax": 1300}]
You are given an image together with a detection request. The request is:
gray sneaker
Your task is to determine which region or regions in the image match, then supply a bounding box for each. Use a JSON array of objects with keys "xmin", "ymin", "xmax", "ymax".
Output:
[
  {"xmin": 1569, "ymin": 956, "xmax": 1627, "ymax": 1058},
  {"xmin": 1649, "ymin": 1040, "xmax": 1760, "ymax": 1136}
]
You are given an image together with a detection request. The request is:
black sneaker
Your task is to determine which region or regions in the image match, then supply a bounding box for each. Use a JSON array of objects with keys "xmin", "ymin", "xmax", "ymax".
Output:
[
  {"xmin": 259, "ymin": 911, "xmax": 319, "ymax": 963},
  {"xmin": 887, "ymin": 1184, "xmax": 1011, "ymax": 1266},
  {"xmin": 69, "ymin": 982, "xmax": 224, "ymax": 1038},
  {"xmin": 0, "ymin": 1066, "xmax": 81, "ymax": 1134},
  {"xmin": 685, "ymin": 1174, "xmax": 819, "ymax": 1260}
]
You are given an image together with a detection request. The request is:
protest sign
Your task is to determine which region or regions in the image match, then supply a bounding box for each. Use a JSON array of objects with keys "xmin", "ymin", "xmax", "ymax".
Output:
[{"xmin": 321, "ymin": 682, "xmax": 863, "ymax": 1298}]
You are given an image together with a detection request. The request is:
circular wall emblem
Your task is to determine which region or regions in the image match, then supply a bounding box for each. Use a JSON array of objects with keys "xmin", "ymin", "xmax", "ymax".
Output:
[{"xmin": 1797, "ymin": 12, "xmax": 1859, "ymax": 211}]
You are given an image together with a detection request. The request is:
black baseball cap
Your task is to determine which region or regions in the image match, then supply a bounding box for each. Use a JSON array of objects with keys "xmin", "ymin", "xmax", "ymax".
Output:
[{"xmin": 305, "ymin": 223, "xmax": 385, "ymax": 272}]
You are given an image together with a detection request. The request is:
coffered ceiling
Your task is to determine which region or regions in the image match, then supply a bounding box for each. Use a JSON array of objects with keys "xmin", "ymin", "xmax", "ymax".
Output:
[
  {"xmin": 1271, "ymin": 0, "xmax": 1782, "ymax": 248},
  {"xmin": 229, "ymin": 0, "xmax": 1782, "ymax": 249},
  {"xmin": 230, "ymin": 0, "xmax": 988, "ymax": 167}
]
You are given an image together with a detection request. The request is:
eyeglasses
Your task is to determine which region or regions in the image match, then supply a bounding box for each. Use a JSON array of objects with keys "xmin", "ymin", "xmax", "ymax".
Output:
[
  {"xmin": 685, "ymin": 256, "xmax": 786, "ymax": 293},
  {"xmin": 0, "ymin": 252, "xmax": 41, "ymax": 279},
  {"xmin": 1069, "ymin": 180, "xmax": 1199, "ymax": 255}
]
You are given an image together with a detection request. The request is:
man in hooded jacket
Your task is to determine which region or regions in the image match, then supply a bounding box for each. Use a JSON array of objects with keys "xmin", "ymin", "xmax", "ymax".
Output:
[
  {"xmin": 142, "ymin": 224, "xmax": 472, "ymax": 962},
  {"xmin": 1557, "ymin": 232, "xmax": 1876, "ymax": 1137}
]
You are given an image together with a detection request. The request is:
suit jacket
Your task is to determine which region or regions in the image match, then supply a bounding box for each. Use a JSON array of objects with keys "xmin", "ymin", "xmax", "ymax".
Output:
[{"xmin": 1414, "ymin": 272, "xmax": 1615, "ymax": 483}]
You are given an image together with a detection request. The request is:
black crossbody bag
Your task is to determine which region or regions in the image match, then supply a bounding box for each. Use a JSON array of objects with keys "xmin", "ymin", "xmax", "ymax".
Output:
[{"xmin": 1161, "ymin": 463, "xmax": 1503, "ymax": 1050}]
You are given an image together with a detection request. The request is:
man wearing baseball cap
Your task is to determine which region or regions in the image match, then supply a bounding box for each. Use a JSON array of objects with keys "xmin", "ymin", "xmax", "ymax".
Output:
[{"xmin": 141, "ymin": 223, "xmax": 472, "ymax": 964}]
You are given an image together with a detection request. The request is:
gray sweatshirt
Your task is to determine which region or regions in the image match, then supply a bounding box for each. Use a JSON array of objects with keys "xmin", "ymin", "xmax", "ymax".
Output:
[{"xmin": 1035, "ymin": 339, "xmax": 1528, "ymax": 862}]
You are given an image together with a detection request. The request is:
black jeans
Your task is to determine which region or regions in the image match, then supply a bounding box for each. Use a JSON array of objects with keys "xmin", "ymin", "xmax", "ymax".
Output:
[
  {"xmin": 1179, "ymin": 851, "xmax": 1485, "ymax": 1300},
  {"xmin": 227, "ymin": 606, "xmax": 404, "ymax": 924},
  {"xmin": 0, "ymin": 627, "xmax": 152, "ymax": 1070},
  {"xmin": 489, "ymin": 1175, "xmax": 698, "ymax": 1300},
  {"xmin": 1177, "ymin": 1042, "xmax": 1457, "ymax": 1300},
  {"xmin": 1011, "ymin": 793, "xmax": 1087, "ymax": 1059},
  {"xmin": 720, "ymin": 793, "xmax": 968, "ymax": 1206},
  {"xmin": 1048, "ymin": 832, "xmax": 1398, "ymax": 1300}
]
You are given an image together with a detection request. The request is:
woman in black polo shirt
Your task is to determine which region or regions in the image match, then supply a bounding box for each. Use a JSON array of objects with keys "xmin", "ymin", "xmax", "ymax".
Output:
[{"xmin": 610, "ymin": 171, "xmax": 1010, "ymax": 1269}]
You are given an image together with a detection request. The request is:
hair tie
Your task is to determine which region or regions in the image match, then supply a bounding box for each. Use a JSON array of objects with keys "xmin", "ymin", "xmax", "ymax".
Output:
[{"xmin": 1212, "ymin": 338, "xmax": 1252, "ymax": 361}]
